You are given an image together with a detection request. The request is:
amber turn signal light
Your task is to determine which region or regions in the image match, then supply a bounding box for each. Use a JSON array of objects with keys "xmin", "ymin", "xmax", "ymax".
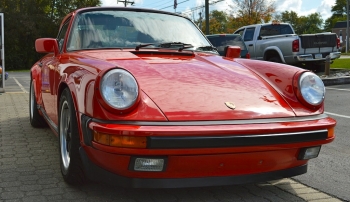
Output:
[
  {"xmin": 93, "ymin": 131, "xmax": 147, "ymax": 148},
  {"xmin": 327, "ymin": 127, "xmax": 335, "ymax": 138}
]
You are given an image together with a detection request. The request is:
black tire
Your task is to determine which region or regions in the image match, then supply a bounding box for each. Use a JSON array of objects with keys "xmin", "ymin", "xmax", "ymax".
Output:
[
  {"xmin": 29, "ymin": 80, "xmax": 47, "ymax": 127},
  {"xmin": 59, "ymin": 88, "xmax": 86, "ymax": 185},
  {"xmin": 268, "ymin": 56, "xmax": 282, "ymax": 63}
]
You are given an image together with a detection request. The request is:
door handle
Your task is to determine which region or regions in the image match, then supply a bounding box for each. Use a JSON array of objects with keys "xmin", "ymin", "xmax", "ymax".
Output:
[{"xmin": 249, "ymin": 44, "xmax": 253, "ymax": 47}]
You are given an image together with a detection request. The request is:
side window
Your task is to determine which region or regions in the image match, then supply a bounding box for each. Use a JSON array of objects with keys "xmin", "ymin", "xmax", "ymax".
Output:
[
  {"xmin": 244, "ymin": 27, "xmax": 255, "ymax": 41},
  {"xmin": 260, "ymin": 25, "xmax": 293, "ymax": 37},
  {"xmin": 234, "ymin": 29, "xmax": 244, "ymax": 36},
  {"xmin": 57, "ymin": 20, "xmax": 70, "ymax": 52}
]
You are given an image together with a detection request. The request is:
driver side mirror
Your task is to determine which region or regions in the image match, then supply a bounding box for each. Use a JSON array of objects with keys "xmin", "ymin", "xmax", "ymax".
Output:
[{"xmin": 35, "ymin": 38, "xmax": 59, "ymax": 56}]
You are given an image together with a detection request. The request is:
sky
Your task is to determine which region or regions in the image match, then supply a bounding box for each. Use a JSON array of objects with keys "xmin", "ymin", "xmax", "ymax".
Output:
[{"xmin": 100, "ymin": 0, "xmax": 336, "ymax": 22}]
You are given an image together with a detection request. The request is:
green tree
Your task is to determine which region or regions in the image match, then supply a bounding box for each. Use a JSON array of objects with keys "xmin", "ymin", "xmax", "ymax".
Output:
[
  {"xmin": 0, "ymin": 0, "xmax": 101, "ymax": 70},
  {"xmin": 297, "ymin": 13, "xmax": 323, "ymax": 34},
  {"xmin": 202, "ymin": 10, "xmax": 229, "ymax": 34},
  {"xmin": 281, "ymin": 11, "xmax": 323, "ymax": 34},
  {"xmin": 324, "ymin": 0, "xmax": 348, "ymax": 31},
  {"xmin": 281, "ymin": 11, "xmax": 299, "ymax": 29},
  {"xmin": 229, "ymin": 0, "xmax": 275, "ymax": 25}
]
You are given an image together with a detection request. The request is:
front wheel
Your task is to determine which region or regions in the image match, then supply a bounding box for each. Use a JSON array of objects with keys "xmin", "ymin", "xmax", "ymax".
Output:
[{"xmin": 59, "ymin": 88, "xmax": 86, "ymax": 185}]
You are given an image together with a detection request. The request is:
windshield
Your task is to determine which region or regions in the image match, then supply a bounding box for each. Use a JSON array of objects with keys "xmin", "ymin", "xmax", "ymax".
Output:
[{"xmin": 67, "ymin": 10, "xmax": 212, "ymax": 52}]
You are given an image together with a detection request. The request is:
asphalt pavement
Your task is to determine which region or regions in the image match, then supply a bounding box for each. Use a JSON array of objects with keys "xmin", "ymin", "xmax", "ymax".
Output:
[{"xmin": 0, "ymin": 71, "xmax": 346, "ymax": 202}]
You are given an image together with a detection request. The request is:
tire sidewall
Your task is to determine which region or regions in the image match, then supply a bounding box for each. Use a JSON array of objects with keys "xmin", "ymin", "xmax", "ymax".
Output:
[{"xmin": 58, "ymin": 88, "xmax": 83, "ymax": 183}]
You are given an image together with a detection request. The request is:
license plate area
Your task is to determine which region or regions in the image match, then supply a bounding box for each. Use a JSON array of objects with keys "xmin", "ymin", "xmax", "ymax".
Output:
[{"xmin": 314, "ymin": 54, "xmax": 322, "ymax": 59}]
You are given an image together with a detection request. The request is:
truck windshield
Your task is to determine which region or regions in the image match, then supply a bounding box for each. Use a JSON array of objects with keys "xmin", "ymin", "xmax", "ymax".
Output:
[
  {"xmin": 260, "ymin": 24, "xmax": 293, "ymax": 37},
  {"xmin": 67, "ymin": 10, "xmax": 212, "ymax": 51}
]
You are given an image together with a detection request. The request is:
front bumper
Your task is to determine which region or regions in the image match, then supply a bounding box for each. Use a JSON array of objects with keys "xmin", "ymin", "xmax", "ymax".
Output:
[
  {"xmin": 80, "ymin": 146, "xmax": 308, "ymax": 188},
  {"xmin": 80, "ymin": 114, "xmax": 335, "ymax": 188}
]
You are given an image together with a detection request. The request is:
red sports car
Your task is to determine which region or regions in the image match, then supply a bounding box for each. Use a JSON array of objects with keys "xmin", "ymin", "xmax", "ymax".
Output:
[{"xmin": 30, "ymin": 7, "xmax": 336, "ymax": 188}]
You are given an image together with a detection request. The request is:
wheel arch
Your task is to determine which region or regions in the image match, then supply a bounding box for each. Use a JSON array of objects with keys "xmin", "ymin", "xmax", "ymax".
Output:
[
  {"xmin": 30, "ymin": 65, "xmax": 43, "ymax": 105},
  {"xmin": 263, "ymin": 47, "xmax": 286, "ymax": 63},
  {"xmin": 57, "ymin": 81, "xmax": 83, "ymax": 141}
]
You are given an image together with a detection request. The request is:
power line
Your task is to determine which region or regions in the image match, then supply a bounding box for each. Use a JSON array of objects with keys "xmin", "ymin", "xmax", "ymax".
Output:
[
  {"xmin": 117, "ymin": 0, "xmax": 135, "ymax": 7},
  {"xmin": 159, "ymin": 0, "xmax": 189, "ymax": 10},
  {"xmin": 181, "ymin": 0, "xmax": 225, "ymax": 15},
  {"xmin": 144, "ymin": 0, "xmax": 173, "ymax": 9}
]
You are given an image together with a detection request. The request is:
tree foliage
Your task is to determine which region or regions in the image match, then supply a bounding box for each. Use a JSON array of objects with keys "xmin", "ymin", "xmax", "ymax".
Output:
[
  {"xmin": 324, "ymin": 0, "xmax": 348, "ymax": 31},
  {"xmin": 230, "ymin": 0, "xmax": 275, "ymax": 25},
  {"xmin": 199, "ymin": 0, "xmax": 276, "ymax": 34},
  {"xmin": 281, "ymin": 11, "xmax": 323, "ymax": 34},
  {"xmin": 0, "ymin": 0, "xmax": 101, "ymax": 70}
]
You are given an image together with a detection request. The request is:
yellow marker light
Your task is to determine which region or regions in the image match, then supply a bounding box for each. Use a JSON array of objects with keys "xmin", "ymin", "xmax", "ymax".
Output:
[
  {"xmin": 93, "ymin": 131, "xmax": 147, "ymax": 148},
  {"xmin": 93, "ymin": 132, "xmax": 110, "ymax": 145},
  {"xmin": 327, "ymin": 127, "xmax": 335, "ymax": 138}
]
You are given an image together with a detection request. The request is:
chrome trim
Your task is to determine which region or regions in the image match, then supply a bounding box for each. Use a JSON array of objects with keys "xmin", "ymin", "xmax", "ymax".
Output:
[
  {"xmin": 38, "ymin": 105, "xmax": 58, "ymax": 133},
  {"xmin": 90, "ymin": 114, "xmax": 329, "ymax": 126}
]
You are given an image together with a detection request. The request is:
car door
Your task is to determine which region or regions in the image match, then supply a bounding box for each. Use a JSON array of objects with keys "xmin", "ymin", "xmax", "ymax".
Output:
[
  {"xmin": 41, "ymin": 20, "xmax": 70, "ymax": 125},
  {"xmin": 242, "ymin": 27, "xmax": 256, "ymax": 59}
]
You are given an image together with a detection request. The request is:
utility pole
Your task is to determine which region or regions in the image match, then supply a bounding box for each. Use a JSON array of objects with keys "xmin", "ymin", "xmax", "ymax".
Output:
[
  {"xmin": 199, "ymin": 12, "xmax": 202, "ymax": 30},
  {"xmin": 205, "ymin": 0, "xmax": 209, "ymax": 34},
  {"xmin": 117, "ymin": 0, "xmax": 134, "ymax": 7},
  {"xmin": 347, "ymin": 0, "xmax": 349, "ymax": 53}
]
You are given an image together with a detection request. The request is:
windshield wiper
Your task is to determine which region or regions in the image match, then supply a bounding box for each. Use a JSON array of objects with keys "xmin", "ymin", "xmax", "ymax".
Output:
[
  {"xmin": 135, "ymin": 43, "xmax": 154, "ymax": 51},
  {"xmin": 158, "ymin": 42, "xmax": 194, "ymax": 51},
  {"xmin": 196, "ymin": 46, "xmax": 218, "ymax": 52}
]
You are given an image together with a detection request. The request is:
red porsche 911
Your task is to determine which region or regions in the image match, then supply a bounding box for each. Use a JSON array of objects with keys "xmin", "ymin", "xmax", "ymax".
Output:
[{"xmin": 30, "ymin": 7, "xmax": 336, "ymax": 188}]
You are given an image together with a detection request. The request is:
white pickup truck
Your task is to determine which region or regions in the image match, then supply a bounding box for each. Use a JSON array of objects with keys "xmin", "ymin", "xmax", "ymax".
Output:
[{"xmin": 234, "ymin": 22, "xmax": 341, "ymax": 71}]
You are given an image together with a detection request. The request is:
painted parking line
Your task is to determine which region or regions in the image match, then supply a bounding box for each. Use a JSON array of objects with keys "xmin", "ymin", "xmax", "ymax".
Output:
[
  {"xmin": 326, "ymin": 87, "xmax": 350, "ymax": 92},
  {"xmin": 13, "ymin": 77, "xmax": 28, "ymax": 93},
  {"xmin": 325, "ymin": 111, "xmax": 350, "ymax": 119}
]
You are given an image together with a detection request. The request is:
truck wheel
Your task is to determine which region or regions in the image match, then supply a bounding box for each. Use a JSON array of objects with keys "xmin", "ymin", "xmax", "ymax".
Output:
[
  {"xmin": 59, "ymin": 88, "xmax": 86, "ymax": 185},
  {"xmin": 268, "ymin": 56, "xmax": 282, "ymax": 63},
  {"xmin": 29, "ymin": 80, "xmax": 47, "ymax": 127}
]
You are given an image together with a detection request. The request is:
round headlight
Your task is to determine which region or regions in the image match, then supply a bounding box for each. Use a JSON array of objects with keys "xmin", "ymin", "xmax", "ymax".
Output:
[
  {"xmin": 299, "ymin": 72, "xmax": 325, "ymax": 106},
  {"xmin": 100, "ymin": 69, "xmax": 139, "ymax": 110}
]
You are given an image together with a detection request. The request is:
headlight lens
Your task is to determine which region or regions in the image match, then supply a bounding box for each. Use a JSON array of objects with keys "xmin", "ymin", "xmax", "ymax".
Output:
[
  {"xmin": 299, "ymin": 72, "xmax": 325, "ymax": 106},
  {"xmin": 100, "ymin": 69, "xmax": 138, "ymax": 110}
]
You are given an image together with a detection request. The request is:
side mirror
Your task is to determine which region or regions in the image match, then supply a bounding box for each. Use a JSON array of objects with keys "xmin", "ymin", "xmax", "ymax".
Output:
[
  {"xmin": 35, "ymin": 38, "xmax": 59, "ymax": 56},
  {"xmin": 224, "ymin": 46, "xmax": 241, "ymax": 59}
]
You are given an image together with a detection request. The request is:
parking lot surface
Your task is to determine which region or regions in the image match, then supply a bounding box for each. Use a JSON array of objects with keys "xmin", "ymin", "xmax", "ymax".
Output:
[{"xmin": 0, "ymin": 72, "xmax": 345, "ymax": 202}]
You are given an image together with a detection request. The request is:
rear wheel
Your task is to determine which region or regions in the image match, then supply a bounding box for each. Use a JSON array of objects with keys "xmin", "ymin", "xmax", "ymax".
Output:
[
  {"xmin": 268, "ymin": 56, "xmax": 282, "ymax": 63},
  {"xmin": 59, "ymin": 88, "xmax": 86, "ymax": 185},
  {"xmin": 29, "ymin": 80, "xmax": 46, "ymax": 127}
]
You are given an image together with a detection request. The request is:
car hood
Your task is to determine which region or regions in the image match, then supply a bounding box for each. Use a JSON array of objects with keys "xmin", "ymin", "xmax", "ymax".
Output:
[{"xmin": 82, "ymin": 50, "xmax": 296, "ymax": 121}]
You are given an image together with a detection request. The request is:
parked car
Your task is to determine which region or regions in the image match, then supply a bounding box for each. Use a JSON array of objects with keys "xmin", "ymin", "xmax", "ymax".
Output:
[
  {"xmin": 0, "ymin": 66, "xmax": 8, "ymax": 83},
  {"xmin": 30, "ymin": 7, "xmax": 336, "ymax": 188},
  {"xmin": 206, "ymin": 34, "xmax": 250, "ymax": 58},
  {"xmin": 234, "ymin": 22, "xmax": 340, "ymax": 72}
]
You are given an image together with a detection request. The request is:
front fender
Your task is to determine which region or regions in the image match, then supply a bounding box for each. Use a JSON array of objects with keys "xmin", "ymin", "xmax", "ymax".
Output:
[
  {"xmin": 235, "ymin": 59, "xmax": 323, "ymax": 116},
  {"xmin": 30, "ymin": 63, "xmax": 43, "ymax": 106}
]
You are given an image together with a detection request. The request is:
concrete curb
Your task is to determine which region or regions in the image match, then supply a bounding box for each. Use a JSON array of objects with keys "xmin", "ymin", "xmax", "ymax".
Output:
[{"xmin": 322, "ymin": 76, "xmax": 350, "ymax": 86}]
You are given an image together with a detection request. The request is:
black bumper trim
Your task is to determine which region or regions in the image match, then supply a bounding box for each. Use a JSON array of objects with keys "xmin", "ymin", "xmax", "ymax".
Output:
[
  {"xmin": 148, "ymin": 130, "xmax": 328, "ymax": 149},
  {"xmin": 80, "ymin": 147, "xmax": 308, "ymax": 188}
]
